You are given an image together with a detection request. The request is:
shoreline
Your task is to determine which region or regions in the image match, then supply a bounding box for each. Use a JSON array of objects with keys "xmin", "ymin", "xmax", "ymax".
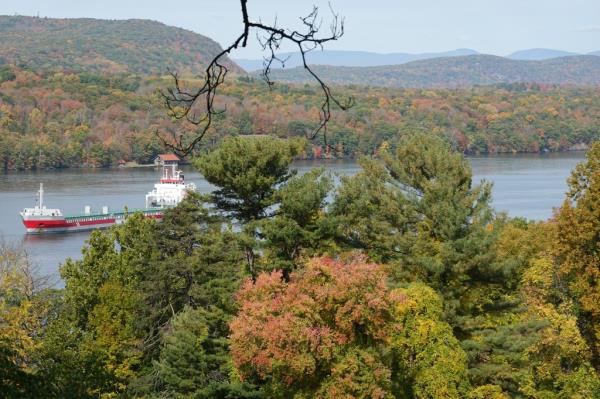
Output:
[{"xmin": 0, "ymin": 149, "xmax": 588, "ymax": 173}]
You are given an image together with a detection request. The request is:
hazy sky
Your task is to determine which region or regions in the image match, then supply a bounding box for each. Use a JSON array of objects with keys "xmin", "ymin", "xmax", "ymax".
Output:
[{"xmin": 4, "ymin": 0, "xmax": 600, "ymax": 58}]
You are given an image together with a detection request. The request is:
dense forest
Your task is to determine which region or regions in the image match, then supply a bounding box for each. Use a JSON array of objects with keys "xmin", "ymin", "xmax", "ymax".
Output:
[
  {"xmin": 2, "ymin": 135, "xmax": 600, "ymax": 398},
  {"xmin": 3, "ymin": 10, "xmax": 600, "ymax": 399},
  {"xmin": 1, "ymin": 64, "xmax": 600, "ymax": 170},
  {"xmin": 263, "ymin": 54, "xmax": 600, "ymax": 88},
  {"xmin": 0, "ymin": 16, "xmax": 240, "ymax": 75}
]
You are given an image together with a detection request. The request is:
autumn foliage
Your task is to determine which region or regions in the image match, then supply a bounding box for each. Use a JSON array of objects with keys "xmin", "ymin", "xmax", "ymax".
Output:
[
  {"xmin": 2, "ymin": 64, "xmax": 600, "ymax": 170},
  {"xmin": 553, "ymin": 142, "xmax": 600, "ymax": 371},
  {"xmin": 230, "ymin": 256, "xmax": 473, "ymax": 398},
  {"xmin": 3, "ymin": 137, "xmax": 600, "ymax": 398},
  {"xmin": 231, "ymin": 256, "xmax": 400, "ymax": 398}
]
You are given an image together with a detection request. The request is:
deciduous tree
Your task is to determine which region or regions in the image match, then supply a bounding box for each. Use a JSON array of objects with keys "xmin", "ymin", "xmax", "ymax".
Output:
[{"xmin": 553, "ymin": 142, "xmax": 600, "ymax": 371}]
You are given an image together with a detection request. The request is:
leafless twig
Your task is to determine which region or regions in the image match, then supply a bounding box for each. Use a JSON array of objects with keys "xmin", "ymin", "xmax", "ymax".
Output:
[{"xmin": 159, "ymin": 0, "xmax": 353, "ymax": 155}]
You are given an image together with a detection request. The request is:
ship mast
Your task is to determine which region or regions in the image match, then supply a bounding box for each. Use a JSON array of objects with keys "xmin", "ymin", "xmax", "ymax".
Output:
[{"xmin": 38, "ymin": 183, "xmax": 44, "ymax": 209}]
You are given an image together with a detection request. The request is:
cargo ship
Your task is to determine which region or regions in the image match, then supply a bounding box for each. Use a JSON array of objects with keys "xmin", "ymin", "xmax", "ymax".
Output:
[{"xmin": 20, "ymin": 154, "xmax": 196, "ymax": 234}]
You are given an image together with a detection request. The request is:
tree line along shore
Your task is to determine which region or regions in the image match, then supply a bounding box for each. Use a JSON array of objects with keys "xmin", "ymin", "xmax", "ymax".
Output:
[{"xmin": 1, "ymin": 65, "xmax": 600, "ymax": 170}]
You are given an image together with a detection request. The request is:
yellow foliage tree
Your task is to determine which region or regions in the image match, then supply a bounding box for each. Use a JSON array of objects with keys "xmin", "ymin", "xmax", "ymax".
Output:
[
  {"xmin": 553, "ymin": 142, "xmax": 600, "ymax": 371},
  {"xmin": 0, "ymin": 242, "xmax": 50, "ymax": 392}
]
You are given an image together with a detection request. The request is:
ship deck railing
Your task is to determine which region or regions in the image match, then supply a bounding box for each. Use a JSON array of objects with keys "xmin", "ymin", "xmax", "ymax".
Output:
[{"xmin": 65, "ymin": 208, "xmax": 163, "ymax": 222}]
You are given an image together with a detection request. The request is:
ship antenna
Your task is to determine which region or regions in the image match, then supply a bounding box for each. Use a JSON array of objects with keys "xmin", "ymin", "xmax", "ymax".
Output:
[{"xmin": 39, "ymin": 183, "xmax": 44, "ymax": 208}]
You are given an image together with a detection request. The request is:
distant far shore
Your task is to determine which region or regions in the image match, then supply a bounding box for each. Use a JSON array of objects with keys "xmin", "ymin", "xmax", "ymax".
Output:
[{"xmin": 1, "ymin": 147, "xmax": 589, "ymax": 173}]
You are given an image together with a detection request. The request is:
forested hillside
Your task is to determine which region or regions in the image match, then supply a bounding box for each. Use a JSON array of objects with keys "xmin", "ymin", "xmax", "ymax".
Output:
[
  {"xmin": 4, "ymin": 6, "xmax": 600, "ymax": 399},
  {"xmin": 262, "ymin": 54, "xmax": 600, "ymax": 87},
  {"xmin": 3, "ymin": 135, "xmax": 600, "ymax": 398},
  {"xmin": 1, "ymin": 65, "xmax": 600, "ymax": 169},
  {"xmin": 0, "ymin": 16, "xmax": 242, "ymax": 75}
]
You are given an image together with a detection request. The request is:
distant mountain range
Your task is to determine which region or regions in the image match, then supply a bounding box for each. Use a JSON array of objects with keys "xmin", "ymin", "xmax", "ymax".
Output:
[
  {"xmin": 234, "ymin": 49, "xmax": 478, "ymax": 71},
  {"xmin": 507, "ymin": 48, "xmax": 579, "ymax": 60},
  {"xmin": 259, "ymin": 55, "xmax": 600, "ymax": 88},
  {"xmin": 237, "ymin": 48, "xmax": 600, "ymax": 70},
  {"xmin": 0, "ymin": 15, "xmax": 241, "ymax": 75}
]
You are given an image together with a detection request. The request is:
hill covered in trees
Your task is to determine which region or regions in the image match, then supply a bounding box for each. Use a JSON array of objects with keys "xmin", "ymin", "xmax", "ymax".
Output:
[
  {"xmin": 1, "ymin": 65, "xmax": 600, "ymax": 169},
  {"xmin": 2, "ymin": 135, "xmax": 600, "ymax": 398},
  {"xmin": 260, "ymin": 54, "xmax": 600, "ymax": 88},
  {"xmin": 0, "ymin": 16, "xmax": 242, "ymax": 75}
]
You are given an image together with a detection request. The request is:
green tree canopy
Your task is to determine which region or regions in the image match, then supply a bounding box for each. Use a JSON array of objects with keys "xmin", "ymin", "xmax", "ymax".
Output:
[{"xmin": 195, "ymin": 136, "xmax": 305, "ymax": 223}]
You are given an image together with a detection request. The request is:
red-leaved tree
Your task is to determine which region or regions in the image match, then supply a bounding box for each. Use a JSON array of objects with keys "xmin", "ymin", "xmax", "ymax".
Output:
[{"xmin": 230, "ymin": 256, "xmax": 403, "ymax": 398}]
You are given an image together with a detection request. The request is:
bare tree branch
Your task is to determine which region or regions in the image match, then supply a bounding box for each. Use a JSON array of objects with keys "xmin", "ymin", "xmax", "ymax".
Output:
[{"xmin": 159, "ymin": 0, "xmax": 353, "ymax": 156}]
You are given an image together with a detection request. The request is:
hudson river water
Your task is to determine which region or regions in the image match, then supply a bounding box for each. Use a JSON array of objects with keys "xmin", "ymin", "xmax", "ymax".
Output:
[{"xmin": 0, "ymin": 152, "xmax": 586, "ymax": 280}]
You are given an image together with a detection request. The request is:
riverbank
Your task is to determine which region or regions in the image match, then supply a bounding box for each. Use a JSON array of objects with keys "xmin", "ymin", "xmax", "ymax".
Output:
[{"xmin": 1, "ymin": 147, "xmax": 590, "ymax": 172}]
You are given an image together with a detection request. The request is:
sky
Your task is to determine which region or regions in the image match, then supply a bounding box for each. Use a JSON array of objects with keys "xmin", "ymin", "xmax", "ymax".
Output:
[{"xmin": 3, "ymin": 0, "xmax": 600, "ymax": 58}]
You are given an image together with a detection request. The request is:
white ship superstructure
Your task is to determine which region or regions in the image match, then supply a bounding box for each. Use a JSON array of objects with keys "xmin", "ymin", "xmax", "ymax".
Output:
[
  {"xmin": 145, "ymin": 159, "xmax": 196, "ymax": 208},
  {"xmin": 20, "ymin": 183, "xmax": 64, "ymax": 222}
]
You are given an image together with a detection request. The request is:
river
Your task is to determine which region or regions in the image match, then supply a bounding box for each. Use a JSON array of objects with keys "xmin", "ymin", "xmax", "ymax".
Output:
[{"xmin": 0, "ymin": 152, "xmax": 586, "ymax": 280}]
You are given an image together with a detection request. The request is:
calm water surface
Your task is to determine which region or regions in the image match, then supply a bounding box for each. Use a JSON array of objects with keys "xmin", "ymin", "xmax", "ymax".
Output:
[{"xmin": 0, "ymin": 152, "xmax": 586, "ymax": 280}]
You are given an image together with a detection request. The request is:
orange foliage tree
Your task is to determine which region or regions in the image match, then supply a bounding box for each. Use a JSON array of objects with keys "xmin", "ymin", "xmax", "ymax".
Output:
[{"xmin": 230, "ymin": 256, "xmax": 472, "ymax": 398}]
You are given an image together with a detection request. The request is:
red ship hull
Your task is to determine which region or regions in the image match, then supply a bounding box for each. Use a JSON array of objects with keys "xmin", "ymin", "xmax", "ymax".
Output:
[{"xmin": 22, "ymin": 211, "xmax": 163, "ymax": 234}]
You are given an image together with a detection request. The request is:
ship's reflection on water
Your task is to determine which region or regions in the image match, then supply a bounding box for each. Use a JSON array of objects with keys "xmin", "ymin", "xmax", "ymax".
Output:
[{"xmin": 22, "ymin": 230, "xmax": 92, "ymax": 243}]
